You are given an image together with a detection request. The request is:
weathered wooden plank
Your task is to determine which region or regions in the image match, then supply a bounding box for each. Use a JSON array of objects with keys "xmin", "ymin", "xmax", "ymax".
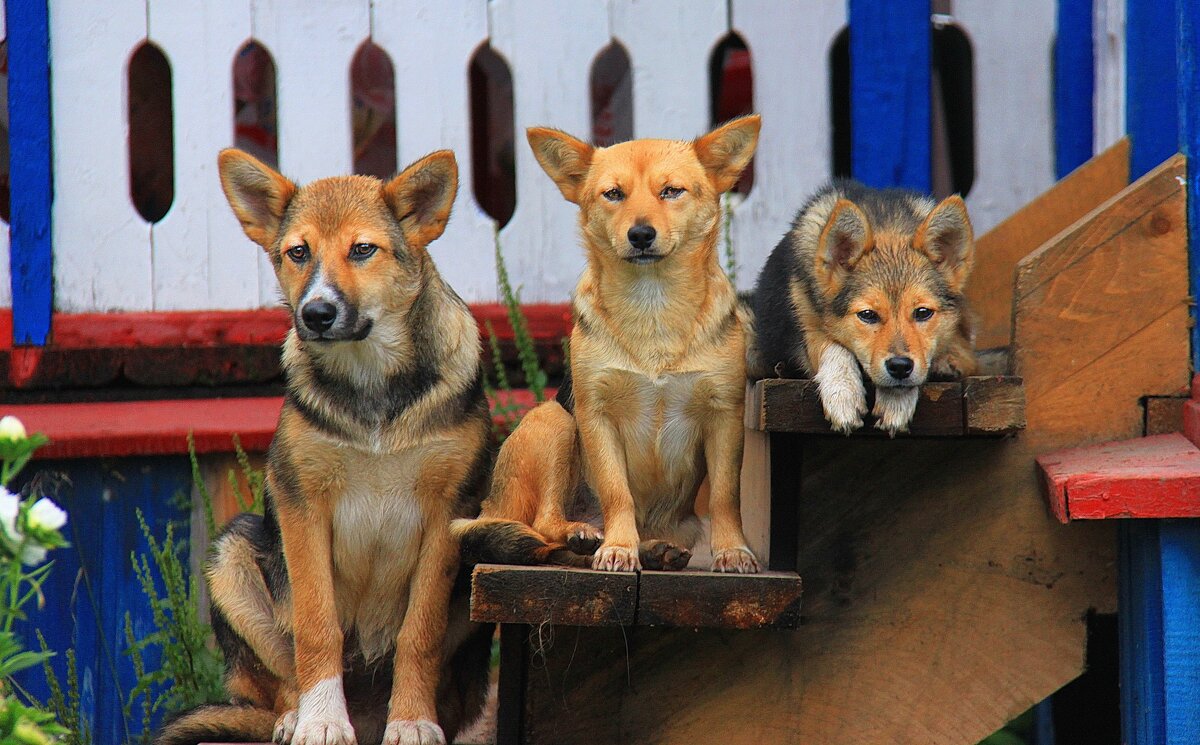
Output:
[
  {"xmin": 730, "ymin": 0, "xmax": 843, "ymax": 290},
  {"xmin": 748, "ymin": 377, "xmax": 1025, "ymax": 436},
  {"xmin": 968, "ymin": 139, "xmax": 1129, "ymax": 349},
  {"xmin": 638, "ymin": 570, "xmax": 800, "ymax": 629},
  {"xmin": 1038, "ymin": 433, "xmax": 1200, "ymax": 522},
  {"xmin": 1145, "ymin": 396, "xmax": 1187, "ymax": 436},
  {"xmin": 964, "ymin": 376, "xmax": 1026, "ymax": 434},
  {"xmin": 956, "ymin": 0, "xmax": 1056, "ymax": 235},
  {"xmin": 470, "ymin": 565, "xmax": 636, "ymax": 627}
]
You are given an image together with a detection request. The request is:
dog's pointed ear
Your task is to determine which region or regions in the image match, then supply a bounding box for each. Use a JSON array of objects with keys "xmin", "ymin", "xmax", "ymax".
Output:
[
  {"xmin": 915, "ymin": 195, "xmax": 974, "ymax": 289},
  {"xmin": 815, "ymin": 199, "xmax": 873, "ymax": 285},
  {"xmin": 384, "ymin": 150, "xmax": 459, "ymax": 248},
  {"xmin": 218, "ymin": 148, "xmax": 296, "ymax": 249},
  {"xmin": 693, "ymin": 115, "xmax": 761, "ymax": 193},
  {"xmin": 527, "ymin": 127, "xmax": 593, "ymax": 204}
]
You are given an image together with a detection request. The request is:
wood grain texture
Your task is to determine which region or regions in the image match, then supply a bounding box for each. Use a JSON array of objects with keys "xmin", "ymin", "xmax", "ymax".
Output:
[
  {"xmin": 470, "ymin": 566, "xmax": 800, "ymax": 630},
  {"xmin": 968, "ymin": 138, "xmax": 1129, "ymax": 349},
  {"xmin": 514, "ymin": 159, "xmax": 1190, "ymax": 745},
  {"xmin": 1038, "ymin": 433, "xmax": 1200, "ymax": 522},
  {"xmin": 747, "ymin": 377, "xmax": 1025, "ymax": 436},
  {"xmin": 470, "ymin": 565, "xmax": 637, "ymax": 627}
]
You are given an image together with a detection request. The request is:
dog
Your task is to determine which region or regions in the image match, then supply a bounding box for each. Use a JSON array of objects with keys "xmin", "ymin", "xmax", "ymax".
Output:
[
  {"xmin": 453, "ymin": 116, "xmax": 763, "ymax": 574},
  {"xmin": 154, "ymin": 149, "xmax": 493, "ymax": 745},
  {"xmin": 748, "ymin": 179, "xmax": 977, "ymax": 435}
]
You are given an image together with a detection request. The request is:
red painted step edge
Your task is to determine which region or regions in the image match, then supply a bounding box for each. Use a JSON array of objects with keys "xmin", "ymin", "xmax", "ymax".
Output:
[
  {"xmin": 5, "ymin": 389, "xmax": 552, "ymax": 460},
  {"xmin": 1037, "ymin": 433, "xmax": 1200, "ymax": 523},
  {"xmin": 0, "ymin": 305, "xmax": 572, "ymax": 351}
]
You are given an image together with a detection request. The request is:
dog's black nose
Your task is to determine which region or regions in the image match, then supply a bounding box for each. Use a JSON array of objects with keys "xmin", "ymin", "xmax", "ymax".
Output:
[
  {"xmin": 301, "ymin": 301, "xmax": 338, "ymax": 333},
  {"xmin": 885, "ymin": 356, "xmax": 914, "ymax": 380},
  {"xmin": 627, "ymin": 224, "xmax": 657, "ymax": 250}
]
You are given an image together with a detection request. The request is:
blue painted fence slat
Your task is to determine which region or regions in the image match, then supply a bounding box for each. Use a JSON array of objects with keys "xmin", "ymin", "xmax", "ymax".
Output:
[
  {"xmin": 14, "ymin": 458, "xmax": 193, "ymax": 745},
  {"xmin": 1127, "ymin": 0, "xmax": 1179, "ymax": 179},
  {"xmin": 1180, "ymin": 0, "xmax": 1200, "ymax": 370},
  {"xmin": 1120, "ymin": 521, "xmax": 1167, "ymax": 745},
  {"xmin": 848, "ymin": 0, "xmax": 931, "ymax": 191},
  {"xmin": 4, "ymin": 0, "xmax": 54, "ymax": 345},
  {"xmin": 1159, "ymin": 520, "xmax": 1200, "ymax": 741},
  {"xmin": 1054, "ymin": 0, "xmax": 1095, "ymax": 179}
]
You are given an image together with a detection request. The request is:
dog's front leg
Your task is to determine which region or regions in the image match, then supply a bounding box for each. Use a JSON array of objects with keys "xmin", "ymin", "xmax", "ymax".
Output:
[
  {"xmin": 384, "ymin": 518, "xmax": 455, "ymax": 745},
  {"xmin": 579, "ymin": 416, "xmax": 641, "ymax": 571},
  {"xmin": 705, "ymin": 396, "xmax": 761, "ymax": 574},
  {"xmin": 872, "ymin": 386, "xmax": 920, "ymax": 436},
  {"xmin": 813, "ymin": 343, "xmax": 867, "ymax": 434},
  {"xmin": 277, "ymin": 504, "xmax": 354, "ymax": 745}
]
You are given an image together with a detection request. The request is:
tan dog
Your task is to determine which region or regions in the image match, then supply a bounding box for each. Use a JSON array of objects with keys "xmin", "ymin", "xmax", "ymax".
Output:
[
  {"xmin": 454, "ymin": 116, "xmax": 762, "ymax": 573},
  {"xmin": 155, "ymin": 149, "xmax": 492, "ymax": 745}
]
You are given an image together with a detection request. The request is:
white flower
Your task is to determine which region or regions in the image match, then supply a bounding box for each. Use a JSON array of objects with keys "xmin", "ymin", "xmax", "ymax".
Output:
[
  {"xmin": 0, "ymin": 488, "xmax": 20, "ymax": 546},
  {"xmin": 0, "ymin": 416, "xmax": 26, "ymax": 442},
  {"xmin": 27, "ymin": 498, "xmax": 66, "ymax": 532}
]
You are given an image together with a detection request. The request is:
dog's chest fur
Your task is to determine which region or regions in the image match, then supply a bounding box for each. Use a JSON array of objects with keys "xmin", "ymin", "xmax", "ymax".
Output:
[{"xmin": 328, "ymin": 444, "xmax": 428, "ymax": 664}]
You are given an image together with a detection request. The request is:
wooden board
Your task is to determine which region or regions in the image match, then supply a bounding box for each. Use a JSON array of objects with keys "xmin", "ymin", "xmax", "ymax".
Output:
[
  {"xmin": 1038, "ymin": 433, "xmax": 1200, "ymax": 522},
  {"xmin": 471, "ymin": 565, "xmax": 800, "ymax": 630},
  {"xmin": 1145, "ymin": 396, "xmax": 1187, "ymax": 435},
  {"xmin": 514, "ymin": 158, "xmax": 1189, "ymax": 745},
  {"xmin": 968, "ymin": 138, "xmax": 1130, "ymax": 349},
  {"xmin": 746, "ymin": 376, "xmax": 1025, "ymax": 436}
]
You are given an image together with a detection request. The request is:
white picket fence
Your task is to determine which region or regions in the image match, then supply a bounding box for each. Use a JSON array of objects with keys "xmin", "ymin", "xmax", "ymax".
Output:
[{"xmin": 8, "ymin": 0, "xmax": 1064, "ymax": 312}]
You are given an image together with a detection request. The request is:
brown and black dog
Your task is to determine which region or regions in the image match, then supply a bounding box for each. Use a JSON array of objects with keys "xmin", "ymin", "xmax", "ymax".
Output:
[
  {"xmin": 155, "ymin": 150, "xmax": 492, "ymax": 745},
  {"xmin": 454, "ymin": 116, "xmax": 762, "ymax": 573}
]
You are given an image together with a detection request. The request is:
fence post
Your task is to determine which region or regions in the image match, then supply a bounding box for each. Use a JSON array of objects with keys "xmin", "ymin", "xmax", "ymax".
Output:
[
  {"xmin": 1054, "ymin": 0, "xmax": 1095, "ymax": 178},
  {"xmin": 5, "ymin": 0, "xmax": 53, "ymax": 345},
  {"xmin": 848, "ymin": 0, "xmax": 930, "ymax": 191}
]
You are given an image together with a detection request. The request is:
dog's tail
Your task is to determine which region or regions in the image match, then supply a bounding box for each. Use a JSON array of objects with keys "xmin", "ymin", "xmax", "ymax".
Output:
[
  {"xmin": 153, "ymin": 705, "xmax": 276, "ymax": 745},
  {"xmin": 451, "ymin": 517, "xmax": 591, "ymax": 568}
]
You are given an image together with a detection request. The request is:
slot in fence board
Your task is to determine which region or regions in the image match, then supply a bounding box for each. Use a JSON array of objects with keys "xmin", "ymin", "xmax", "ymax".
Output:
[
  {"xmin": 470, "ymin": 565, "xmax": 801, "ymax": 630},
  {"xmin": 746, "ymin": 376, "xmax": 1025, "ymax": 436}
]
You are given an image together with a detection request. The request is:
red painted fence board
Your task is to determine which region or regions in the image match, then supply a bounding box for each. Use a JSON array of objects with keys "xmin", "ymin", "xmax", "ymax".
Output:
[{"xmin": 1038, "ymin": 433, "xmax": 1200, "ymax": 522}]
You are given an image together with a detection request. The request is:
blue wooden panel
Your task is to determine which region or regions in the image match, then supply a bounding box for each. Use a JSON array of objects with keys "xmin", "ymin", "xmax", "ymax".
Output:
[
  {"xmin": 1053, "ymin": 0, "xmax": 1094, "ymax": 178},
  {"xmin": 1159, "ymin": 521, "xmax": 1200, "ymax": 741},
  {"xmin": 1180, "ymin": 0, "xmax": 1200, "ymax": 369},
  {"xmin": 848, "ymin": 0, "xmax": 931, "ymax": 191},
  {"xmin": 12, "ymin": 457, "xmax": 193, "ymax": 745},
  {"xmin": 1119, "ymin": 521, "xmax": 1166, "ymax": 745},
  {"xmin": 1126, "ymin": 0, "xmax": 1179, "ymax": 179},
  {"xmin": 4, "ymin": 0, "xmax": 54, "ymax": 345}
]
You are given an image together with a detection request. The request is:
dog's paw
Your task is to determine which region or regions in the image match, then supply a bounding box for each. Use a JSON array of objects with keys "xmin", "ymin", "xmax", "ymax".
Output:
[
  {"xmin": 872, "ymin": 386, "xmax": 920, "ymax": 436},
  {"xmin": 639, "ymin": 540, "xmax": 692, "ymax": 571},
  {"xmin": 592, "ymin": 543, "xmax": 641, "ymax": 572},
  {"xmin": 565, "ymin": 522, "xmax": 603, "ymax": 555},
  {"xmin": 382, "ymin": 719, "xmax": 445, "ymax": 745},
  {"xmin": 815, "ymin": 346, "xmax": 867, "ymax": 434},
  {"xmin": 711, "ymin": 546, "xmax": 761, "ymax": 574},
  {"xmin": 291, "ymin": 717, "xmax": 355, "ymax": 745},
  {"xmin": 274, "ymin": 710, "xmax": 298, "ymax": 745}
]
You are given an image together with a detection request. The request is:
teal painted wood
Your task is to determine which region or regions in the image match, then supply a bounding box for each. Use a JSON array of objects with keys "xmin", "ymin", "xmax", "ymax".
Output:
[
  {"xmin": 1054, "ymin": 0, "xmax": 1094, "ymax": 178},
  {"xmin": 12, "ymin": 458, "xmax": 194, "ymax": 745},
  {"xmin": 848, "ymin": 0, "xmax": 931, "ymax": 191},
  {"xmin": 4, "ymin": 0, "xmax": 54, "ymax": 344}
]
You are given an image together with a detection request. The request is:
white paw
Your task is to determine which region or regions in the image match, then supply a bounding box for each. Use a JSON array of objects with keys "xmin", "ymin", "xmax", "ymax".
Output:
[
  {"xmin": 592, "ymin": 543, "xmax": 640, "ymax": 572},
  {"xmin": 274, "ymin": 710, "xmax": 297, "ymax": 744},
  {"xmin": 873, "ymin": 386, "xmax": 920, "ymax": 436},
  {"xmin": 712, "ymin": 546, "xmax": 761, "ymax": 574},
  {"xmin": 382, "ymin": 719, "xmax": 445, "ymax": 745},
  {"xmin": 291, "ymin": 717, "xmax": 355, "ymax": 745},
  {"xmin": 815, "ymin": 345, "xmax": 867, "ymax": 434}
]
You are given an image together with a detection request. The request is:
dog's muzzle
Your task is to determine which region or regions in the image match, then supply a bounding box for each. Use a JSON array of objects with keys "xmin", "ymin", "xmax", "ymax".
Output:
[
  {"xmin": 297, "ymin": 300, "xmax": 371, "ymax": 342},
  {"xmin": 624, "ymin": 224, "xmax": 664, "ymax": 264}
]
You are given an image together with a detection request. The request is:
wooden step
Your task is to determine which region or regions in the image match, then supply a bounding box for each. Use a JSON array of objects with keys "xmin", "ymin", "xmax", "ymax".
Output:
[
  {"xmin": 469, "ymin": 564, "xmax": 802, "ymax": 630},
  {"xmin": 745, "ymin": 375, "xmax": 1025, "ymax": 436},
  {"xmin": 1038, "ymin": 433, "xmax": 1200, "ymax": 522}
]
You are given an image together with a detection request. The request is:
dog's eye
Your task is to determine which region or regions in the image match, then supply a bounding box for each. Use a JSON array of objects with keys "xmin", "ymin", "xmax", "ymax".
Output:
[
  {"xmin": 602, "ymin": 187, "xmax": 625, "ymax": 202},
  {"xmin": 856, "ymin": 309, "xmax": 880, "ymax": 324},
  {"xmin": 913, "ymin": 307, "xmax": 935, "ymax": 322},
  {"xmin": 286, "ymin": 245, "xmax": 309, "ymax": 263},
  {"xmin": 660, "ymin": 186, "xmax": 686, "ymax": 200},
  {"xmin": 350, "ymin": 243, "xmax": 379, "ymax": 260}
]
